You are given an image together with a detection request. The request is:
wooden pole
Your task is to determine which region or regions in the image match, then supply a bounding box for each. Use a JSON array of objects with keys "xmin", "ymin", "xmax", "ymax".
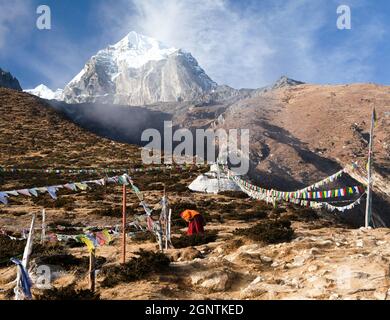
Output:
[
  {"xmin": 122, "ymin": 184, "xmax": 126, "ymax": 264},
  {"xmin": 216, "ymin": 161, "xmax": 220, "ymax": 194},
  {"xmin": 365, "ymin": 107, "xmax": 375, "ymax": 228},
  {"xmin": 41, "ymin": 209, "xmax": 46, "ymax": 244},
  {"xmin": 165, "ymin": 203, "xmax": 168, "ymax": 250},
  {"xmin": 15, "ymin": 214, "xmax": 36, "ymax": 300},
  {"xmin": 161, "ymin": 187, "xmax": 168, "ymax": 250},
  {"xmin": 156, "ymin": 222, "xmax": 163, "ymax": 251},
  {"xmin": 89, "ymin": 248, "xmax": 96, "ymax": 292},
  {"xmin": 167, "ymin": 208, "xmax": 172, "ymax": 248}
]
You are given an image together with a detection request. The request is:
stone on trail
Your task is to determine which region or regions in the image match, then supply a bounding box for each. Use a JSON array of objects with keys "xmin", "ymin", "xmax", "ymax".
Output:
[{"xmin": 190, "ymin": 270, "xmax": 232, "ymax": 292}]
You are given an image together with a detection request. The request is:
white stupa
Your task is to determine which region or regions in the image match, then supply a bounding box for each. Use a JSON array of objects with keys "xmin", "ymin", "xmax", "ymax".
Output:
[{"xmin": 188, "ymin": 163, "xmax": 241, "ymax": 194}]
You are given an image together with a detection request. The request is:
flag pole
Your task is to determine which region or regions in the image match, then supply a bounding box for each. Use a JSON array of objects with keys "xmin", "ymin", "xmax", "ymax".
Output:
[
  {"xmin": 163, "ymin": 186, "xmax": 168, "ymax": 250},
  {"xmin": 89, "ymin": 248, "xmax": 96, "ymax": 292},
  {"xmin": 41, "ymin": 209, "xmax": 46, "ymax": 244},
  {"xmin": 365, "ymin": 107, "xmax": 375, "ymax": 228},
  {"xmin": 15, "ymin": 214, "xmax": 36, "ymax": 300},
  {"xmin": 216, "ymin": 158, "xmax": 221, "ymax": 194},
  {"xmin": 121, "ymin": 184, "xmax": 126, "ymax": 264}
]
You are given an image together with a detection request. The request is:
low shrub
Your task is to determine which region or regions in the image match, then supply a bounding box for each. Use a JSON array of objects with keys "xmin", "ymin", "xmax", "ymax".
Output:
[
  {"xmin": 48, "ymin": 220, "xmax": 83, "ymax": 228},
  {"xmin": 11, "ymin": 211, "xmax": 28, "ymax": 217},
  {"xmin": 170, "ymin": 202, "xmax": 198, "ymax": 214},
  {"xmin": 91, "ymin": 207, "xmax": 122, "ymax": 217},
  {"xmin": 32, "ymin": 242, "xmax": 68, "ymax": 257},
  {"xmin": 289, "ymin": 208, "xmax": 319, "ymax": 222},
  {"xmin": 222, "ymin": 210, "xmax": 267, "ymax": 221},
  {"xmin": 31, "ymin": 195, "xmax": 55, "ymax": 207},
  {"xmin": 171, "ymin": 231, "xmax": 218, "ymax": 249},
  {"xmin": 234, "ymin": 219, "xmax": 294, "ymax": 244},
  {"xmin": 35, "ymin": 254, "xmax": 106, "ymax": 271},
  {"xmin": 166, "ymin": 183, "xmax": 189, "ymax": 193},
  {"xmin": 53, "ymin": 197, "xmax": 75, "ymax": 210},
  {"xmin": 67, "ymin": 239, "xmax": 86, "ymax": 248},
  {"xmin": 85, "ymin": 189, "xmax": 106, "ymax": 202},
  {"xmin": 130, "ymin": 231, "xmax": 156, "ymax": 243},
  {"xmin": 218, "ymin": 191, "xmax": 248, "ymax": 199},
  {"xmin": 100, "ymin": 250, "xmax": 170, "ymax": 288},
  {"xmin": 0, "ymin": 235, "xmax": 26, "ymax": 267},
  {"xmin": 272, "ymin": 207, "xmax": 287, "ymax": 215},
  {"xmin": 35, "ymin": 285, "xmax": 100, "ymax": 300},
  {"xmin": 254, "ymin": 201, "xmax": 274, "ymax": 211}
]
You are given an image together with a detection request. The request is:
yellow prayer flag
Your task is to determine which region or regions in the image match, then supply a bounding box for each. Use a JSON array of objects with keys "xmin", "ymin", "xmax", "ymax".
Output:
[
  {"xmin": 75, "ymin": 183, "xmax": 88, "ymax": 191},
  {"xmin": 102, "ymin": 229, "xmax": 112, "ymax": 244},
  {"xmin": 80, "ymin": 236, "xmax": 95, "ymax": 252}
]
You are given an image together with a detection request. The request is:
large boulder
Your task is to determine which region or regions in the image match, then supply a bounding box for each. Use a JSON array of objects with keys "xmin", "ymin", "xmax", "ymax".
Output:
[{"xmin": 190, "ymin": 269, "xmax": 232, "ymax": 292}]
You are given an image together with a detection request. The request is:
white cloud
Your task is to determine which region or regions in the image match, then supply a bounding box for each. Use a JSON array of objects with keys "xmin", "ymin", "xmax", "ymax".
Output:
[
  {"xmin": 96, "ymin": 0, "xmax": 386, "ymax": 88},
  {"xmin": 97, "ymin": 0, "xmax": 276, "ymax": 88},
  {"xmin": 3, "ymin": 0, "xmax": 386, "ymax": 89},
  {"xmin": 0, "ymin": 0, "xmax": 32, "ymax": 51}
]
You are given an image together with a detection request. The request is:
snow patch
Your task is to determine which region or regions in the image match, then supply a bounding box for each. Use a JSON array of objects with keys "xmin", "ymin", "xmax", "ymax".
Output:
[{"xmin": 25, "ymin": 84, "xmax": 63, "ymax": 100}]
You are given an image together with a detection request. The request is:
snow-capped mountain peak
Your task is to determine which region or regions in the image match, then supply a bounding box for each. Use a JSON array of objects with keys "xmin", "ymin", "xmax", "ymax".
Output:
[
  {"xmin": 63, "ymin": 31, "xmax": 217, "ymax": 105},
  {"xmin": 110, "ymin": 31, "xmax": 178, "ymax": 68},
  {"xmin": 68, "ymin": 32, "xmax": 178, "ymax": 86},
  {"xmin": 109, "ymin": 32, "xmax": 179, "ymax": 68},
  {"xmin": 25, "ymin": 84, "xmax": 63, "ymax": 100}
]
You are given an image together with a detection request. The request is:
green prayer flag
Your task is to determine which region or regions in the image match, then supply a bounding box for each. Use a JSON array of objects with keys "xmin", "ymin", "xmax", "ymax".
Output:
[{"xmin": 132, "ymin": 185, "xmax": 140, "ymax": 194}]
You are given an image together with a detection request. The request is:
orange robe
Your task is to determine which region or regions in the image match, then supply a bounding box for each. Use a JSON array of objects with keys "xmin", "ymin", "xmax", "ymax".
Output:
[{"xmin": 180, "ymin": 210, "xmax": 206, "ymax": 235}]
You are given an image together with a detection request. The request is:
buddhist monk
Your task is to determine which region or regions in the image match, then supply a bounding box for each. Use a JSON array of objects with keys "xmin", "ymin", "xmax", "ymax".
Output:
[{"xmin": 180, "ymin": 209, "xmax": 206, "ymax": 236}]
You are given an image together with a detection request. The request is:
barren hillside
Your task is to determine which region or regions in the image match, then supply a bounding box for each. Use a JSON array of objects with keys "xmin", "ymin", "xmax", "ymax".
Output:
[
  {"xmin": 0, "ymin": 88, "xmax": 143, "ymax": 169},
  {"xmin": 0, "ymin": 87, "xmax": 389, "ymax": 301},
  {"xmin": 174, "ymin": 83, "xmax": 390, "ymax": 225}
]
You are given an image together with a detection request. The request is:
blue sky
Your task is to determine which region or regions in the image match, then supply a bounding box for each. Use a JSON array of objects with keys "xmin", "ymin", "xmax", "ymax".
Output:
[{"xmin": 0, "ymin": 0, "xmax": 388, "ymax": 89}]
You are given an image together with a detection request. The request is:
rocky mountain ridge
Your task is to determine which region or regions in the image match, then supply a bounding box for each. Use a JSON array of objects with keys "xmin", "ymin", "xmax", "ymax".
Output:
[{"xmin": 0, "ymin": 68, "xmax": 21, "ymax": 91}]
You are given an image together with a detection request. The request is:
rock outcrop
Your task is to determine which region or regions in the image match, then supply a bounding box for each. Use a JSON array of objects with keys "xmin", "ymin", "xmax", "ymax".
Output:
[{"xmin": 0, "ymin": 68, "xmax": 22, "ymax": 91}]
